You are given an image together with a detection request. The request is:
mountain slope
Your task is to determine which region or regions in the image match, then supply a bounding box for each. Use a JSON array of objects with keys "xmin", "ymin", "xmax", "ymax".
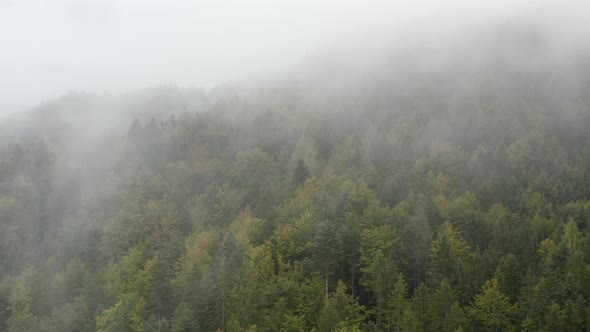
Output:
[{"xmin": 1, "ymin": 17, "xmax": 590, "ymax": 331}]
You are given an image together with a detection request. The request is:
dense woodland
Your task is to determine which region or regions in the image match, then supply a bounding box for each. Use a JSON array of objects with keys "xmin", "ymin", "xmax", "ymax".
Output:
[{"xmin": 1, "ymin": 22, "xmax": 590, "ymax": 331}]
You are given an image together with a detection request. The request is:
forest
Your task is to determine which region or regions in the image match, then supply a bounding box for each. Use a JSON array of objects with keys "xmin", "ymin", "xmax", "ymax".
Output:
[{"xmin": 1, "ymin": 19, "xmax": 590, "ymax": 332}]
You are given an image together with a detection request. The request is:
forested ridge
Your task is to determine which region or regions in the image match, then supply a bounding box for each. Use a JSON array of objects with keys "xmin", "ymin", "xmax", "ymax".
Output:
[{"xmin": 1, "ymin": 21, "xmax": 590, "ymax": 332}]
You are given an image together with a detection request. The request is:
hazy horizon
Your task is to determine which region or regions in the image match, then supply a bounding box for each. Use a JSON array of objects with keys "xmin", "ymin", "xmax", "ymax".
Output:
[{"xmin": 0, "ymin": 0, "xmax": 553, "ymax": 117}]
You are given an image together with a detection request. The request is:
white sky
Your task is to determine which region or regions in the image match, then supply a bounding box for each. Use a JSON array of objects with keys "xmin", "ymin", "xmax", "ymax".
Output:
[{"xmin": 0, "ymin": 0, "xmax": 551, "ymax": 115}]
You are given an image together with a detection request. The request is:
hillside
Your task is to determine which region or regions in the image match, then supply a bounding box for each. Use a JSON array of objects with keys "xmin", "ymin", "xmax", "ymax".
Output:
[{"xmin": 1, "ymin": 18, "xmax": 590, "ymax": 331}]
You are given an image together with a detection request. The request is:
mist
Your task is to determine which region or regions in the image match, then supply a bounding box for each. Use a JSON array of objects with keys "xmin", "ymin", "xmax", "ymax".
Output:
[
  {"xmin": 1, "ymin": 1, "xmax": 590, "ymax": 331},
  {"xmin": 0, "ymin": 0, "xmax": 557, "ymax": 117}
]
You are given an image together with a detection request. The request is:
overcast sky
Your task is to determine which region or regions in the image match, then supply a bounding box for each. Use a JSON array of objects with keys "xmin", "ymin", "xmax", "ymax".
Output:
[{"xmin": 0, "ymin": 0, "xmax": 554, "ymax": 115}]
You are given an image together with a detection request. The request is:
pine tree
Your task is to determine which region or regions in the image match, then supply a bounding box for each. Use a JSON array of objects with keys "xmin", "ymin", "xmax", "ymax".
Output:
[
  {"xmin": 292, "ymin": 159, "xmax": 311, "ymax": 188},
  {"xmin": 470, "ymin": 279, "xmax": 513, "ymax": 332}
]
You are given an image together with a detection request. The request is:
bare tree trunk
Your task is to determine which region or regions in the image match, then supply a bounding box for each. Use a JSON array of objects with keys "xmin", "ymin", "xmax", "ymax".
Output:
[
  {"xmin": 377, "ymin": 296, "xmax": 382, "ymax": 330},
  {"xmin": 351, "ymin": 267, "xmax": 355, "ymax": 298},
  {"xmin": 325, "ymin": 271, "xmax": 329, "ymax": 299}
]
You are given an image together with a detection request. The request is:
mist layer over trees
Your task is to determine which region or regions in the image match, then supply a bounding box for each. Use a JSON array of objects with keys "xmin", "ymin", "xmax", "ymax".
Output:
[{"xmin": 1, "ymin": 13, "xmax": 590, "ymax": 332}]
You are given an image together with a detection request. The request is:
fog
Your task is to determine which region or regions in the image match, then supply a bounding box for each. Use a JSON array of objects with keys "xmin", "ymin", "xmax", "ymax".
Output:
[
  {"xmin": 2, "ymin": 1, "xmax": 590, "ymax": 330},
  {"xmin": 0, "ymin": 0, "xmax": 555, "ymax": 117}
]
